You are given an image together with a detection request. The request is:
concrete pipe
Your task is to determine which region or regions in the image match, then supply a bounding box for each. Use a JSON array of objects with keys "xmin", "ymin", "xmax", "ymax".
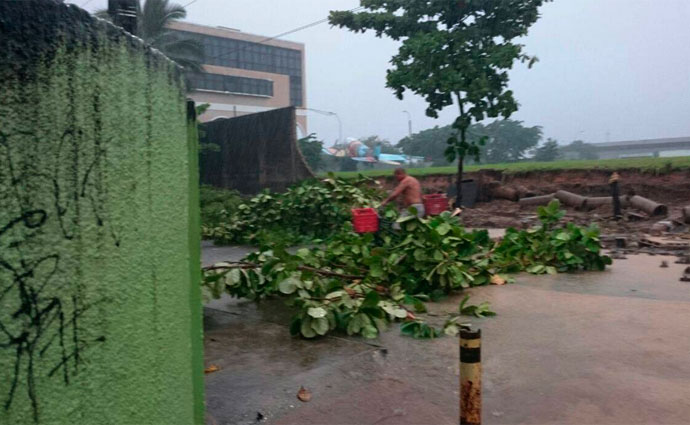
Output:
[
  {"xmin": 630, "ymin": 195, "xmax": 668, "ymax": 216},
  {"xmin": 555, "ymin": 190, "xmax": 587, "ymax": 210},
  {"xmin": 490, "ymin": 185, "xmax": 519, "ymax": 202},
  {"xmin": 584, "ymin": 196, "xmax": 630, "ymax": 210},
  {"xmin": 518, "ymin": 193, "xmax": 555, "ymax": 208},
  {"xmin": 682, "ymin": 206, "xmax": 690, "ymax": 224}
]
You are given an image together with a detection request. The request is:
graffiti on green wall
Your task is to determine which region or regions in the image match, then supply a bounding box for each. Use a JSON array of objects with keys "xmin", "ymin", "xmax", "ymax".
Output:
[{"xmin": 1, "ymin": 2, "xmax": 203, "ymax": 424}]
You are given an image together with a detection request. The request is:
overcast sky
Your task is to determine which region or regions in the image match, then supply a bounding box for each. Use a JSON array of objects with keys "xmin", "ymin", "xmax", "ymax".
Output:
[{"xmin": 77, "ymin": 0, "xmax": 690, "ymax": 146}]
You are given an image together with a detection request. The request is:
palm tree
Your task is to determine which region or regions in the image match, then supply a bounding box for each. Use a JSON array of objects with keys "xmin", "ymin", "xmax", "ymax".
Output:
[{"xmin": 97, "ymin": 0, "xmax": 203, "ymax": 71}]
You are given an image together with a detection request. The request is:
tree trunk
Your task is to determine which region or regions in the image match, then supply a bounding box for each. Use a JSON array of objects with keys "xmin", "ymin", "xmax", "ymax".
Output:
[
  {"xmin": 454, "ymin": 92, "xmax": 466, "ymax": 208},
  {"xmin": 455, "ymin": 154, "xmax": 464, "ymax": 208}
]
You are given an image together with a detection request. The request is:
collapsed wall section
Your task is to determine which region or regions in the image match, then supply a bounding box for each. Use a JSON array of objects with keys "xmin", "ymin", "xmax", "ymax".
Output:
[{"xmin": 200, "ymin": 107, "xmax": 314, "ymax": 194}]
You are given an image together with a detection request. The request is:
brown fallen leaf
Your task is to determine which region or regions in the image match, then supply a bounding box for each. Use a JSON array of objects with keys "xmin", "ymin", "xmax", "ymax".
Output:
[
  {"xmin": 204, "ymin": 364, "xmax": 221, "ymax": 374},
  {"xmin": 297, "ymin": 386, "xmax": 311, "ymax": 402},
  {"xmin": 490, "ymin": 275, "xmax": 506, "ymax": 285}
]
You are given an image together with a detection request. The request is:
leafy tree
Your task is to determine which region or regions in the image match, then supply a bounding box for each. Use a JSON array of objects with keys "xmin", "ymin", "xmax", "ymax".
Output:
[
  {"xmin": 98, "ymin": 0, "xmax": 203, "ymax": 70},
  {"xmin": 398, "ymin": 119, "xmax": 541, "ymax": 165},
  {"xmin": 533, "ymin": 138, "xmax": 560, "ymax": 162},
  {"xmin": 330, "ymin": 1, "xmax": 548, "ymax": 206},
  {"xmin": 298, "ymin": 133, "xmax": 325, "ymax": 171},
  {"xmin": 480, "ymin": 119, "xmax": 542, "ymax": 163},
  {"xmin": 560, "ymin": 140, "xmax": 599, "ymax": 160},
  {"xmin": 360, "ymin": 135, "xmax": 401, "ymax": 154},
  {"xmin": 397, "ymin": 123, "xmax": 482, "ymax": 166}
]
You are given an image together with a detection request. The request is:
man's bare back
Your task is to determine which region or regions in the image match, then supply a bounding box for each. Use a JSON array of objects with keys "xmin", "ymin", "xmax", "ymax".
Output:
[
  {"xmin": 397, "ymin": 176, "xmax": 422, "ymax": 207},
  {"xmin": 380, "ymin": 169, "xmax": 422, "ymax": 208}
]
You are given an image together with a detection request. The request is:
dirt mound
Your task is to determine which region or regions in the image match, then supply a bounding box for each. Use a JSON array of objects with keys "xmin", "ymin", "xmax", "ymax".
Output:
[{"xmin": 378, "ymin": 168, "xmax": 690, "ymax": 235}]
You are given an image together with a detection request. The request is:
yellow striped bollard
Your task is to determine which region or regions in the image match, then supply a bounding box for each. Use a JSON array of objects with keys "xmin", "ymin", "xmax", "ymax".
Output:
[{"xmin": 460, "ymin": 326, "xmax": 481, "ymax": 425}]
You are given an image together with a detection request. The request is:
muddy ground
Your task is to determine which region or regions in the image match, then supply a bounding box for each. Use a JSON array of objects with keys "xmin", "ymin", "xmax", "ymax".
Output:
[{"xmin": 378, "ymin": 168, "xmax": 690, "ymax": 250}]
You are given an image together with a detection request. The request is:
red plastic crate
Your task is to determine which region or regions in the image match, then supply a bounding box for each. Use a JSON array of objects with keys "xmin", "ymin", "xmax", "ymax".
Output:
[
  {"xmin": 351, "ymin": 208, "xmax": 379, "ymax": 233},
  {"xmin": 423, "ymin": 194, "xmax": 449, "ymax": 216}
]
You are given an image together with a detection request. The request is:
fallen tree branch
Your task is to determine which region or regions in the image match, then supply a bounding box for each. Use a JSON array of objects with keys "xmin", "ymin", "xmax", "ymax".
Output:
[{"xmin": 204, "ymin": 261, "xmax": 365, "ymax": 280}]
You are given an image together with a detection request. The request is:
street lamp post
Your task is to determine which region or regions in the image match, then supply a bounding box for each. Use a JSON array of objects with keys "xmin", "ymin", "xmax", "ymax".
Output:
[
  {"xmin": 402, "ymin": 110, "xmax": 412, "ymax": 137},
  {"xmin": 300, "ymin": 108, "xmax": 342, "ymax": 146}
]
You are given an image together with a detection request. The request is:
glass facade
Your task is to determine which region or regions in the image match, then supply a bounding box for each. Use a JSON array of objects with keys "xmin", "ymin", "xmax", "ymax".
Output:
[
  {"xmin": 187, "ymin": 72, "xmax": 273, "ymax": 96},
  {"xmin": 174, "ymin": 29, "xmax": 303, "ymax": 106}
]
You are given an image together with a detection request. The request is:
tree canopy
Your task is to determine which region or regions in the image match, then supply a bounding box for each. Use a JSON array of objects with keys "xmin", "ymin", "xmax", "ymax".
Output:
[
  {"xmin": 533, "ymin": 138, "xmax": 560, "ymax": 162},
  {"xmin": 560, "ymin": 140, "xmax": 600, "ymax": 160},
  {"xmin": 398, "ymin": 119, "xmax": 542, "ymax": 165},
  {"xmin": 298, "ymin": 134, "xmax": 325, "ymax": 171},
  {"xmin": 330, "ymin": 0, "xmax": 549, "ymax": 204},
  {"xmin": 481, "ymin": 119, "xmax": 542, "ymax": 163}
]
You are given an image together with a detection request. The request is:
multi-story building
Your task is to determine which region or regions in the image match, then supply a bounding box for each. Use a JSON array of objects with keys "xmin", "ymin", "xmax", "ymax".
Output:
[{"xmin": 168, "ymin": 21, "xmax": 307, "ymax": 136}]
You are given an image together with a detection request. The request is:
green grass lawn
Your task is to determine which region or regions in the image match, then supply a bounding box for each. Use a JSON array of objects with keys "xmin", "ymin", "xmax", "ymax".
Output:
[{"xmin": 327, "ymin": 156, "xmax": 690, "ymax": 179}]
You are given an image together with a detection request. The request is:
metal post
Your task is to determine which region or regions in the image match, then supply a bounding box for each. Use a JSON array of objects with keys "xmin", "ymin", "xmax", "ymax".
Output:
[
  {"xmin": 299, "ymin": 108, "xmax": 342, "ymax": 146},
  {"xmin": 460, "ymin": 326, "xmax": 481, "ymax": 425},
  {"xmin": 609, "ymin": 172, "xmax": 622, "ymax": 220},
  {"xmin": 402, "ymin": 110, "xmax": 412, "ymax": 137},
  {"xmin": 334, "ymin": 112, "xmax": 342, "ymax": 147}
]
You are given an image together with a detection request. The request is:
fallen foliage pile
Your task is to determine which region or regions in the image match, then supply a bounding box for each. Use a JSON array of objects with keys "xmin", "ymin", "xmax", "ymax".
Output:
[
  {"xmin": 203, "ymin": 174, "xmax": 384, "ymax": 245},
  {"xmin": 203, "ymin": 200, "xmax": 611, "ymax": 339}
]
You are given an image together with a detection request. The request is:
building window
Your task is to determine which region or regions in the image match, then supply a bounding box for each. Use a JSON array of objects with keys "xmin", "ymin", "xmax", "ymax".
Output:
[
  {"xmin": 289, "ymin": 76, "xmax": 302, "ymax": 106},
  {"xmin": 173, "ymin": 29, "xmax": 303, "ymax": 104},
  {"xmin": 188, "ymin": 72, "xmax": 273, "ymax": 97}
]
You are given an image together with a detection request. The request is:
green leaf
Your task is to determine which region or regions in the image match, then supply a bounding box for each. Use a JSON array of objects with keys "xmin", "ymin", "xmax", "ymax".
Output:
[
  {"xmin": 325, "ymin": 290, "xmax": 345, "ymax": 299},
  {"xmin": 301, "ymin": 318, "xmax": 317, "ymax": 338},
  {"xmin": 361, "ymin": 291, "xmax": 381, "ymax": 308},
  {"xmin": 433, "ymin": 250, "xmax": 444, "ymax": 261},
  {"xmin": 436, "ymin": 223, "xmax": 451, "ymax": 236},
  {"xmin": 347, "ymin": 314, "xmax": 363, "ymax": 335},
  {"xmin": 307, "ymin": 307, "xmax": 327, "ymax": 318},
  {"xmin": 279, "ymin": 277, "xmax": 299, "ymax": 294},
  {"xmin": 312, "ymin": 317, "xmax": 329, "ymax": 336},
  {"xmin": 296, "ymin": 248, "xmax": 311, "ymax": 259},
  {"xmin": 361, "ymin": 324, "xmax": 378, "ymax": 339},
  {"xmin": 370, "ymin": 263, "xmax": 384, "ymax": 278},
  {"xmin": 444, "ymin": 323, "xmax": 459, "ymax": 336},
  {"xmin": 289, "ymin": 317, "xmax": 302, "ymax": 336}
]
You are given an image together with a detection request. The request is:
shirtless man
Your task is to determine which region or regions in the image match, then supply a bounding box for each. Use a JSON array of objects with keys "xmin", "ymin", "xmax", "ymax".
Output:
[{"xmin": 380, "ymin": 168, "xmax": 425, "ymax": 218}]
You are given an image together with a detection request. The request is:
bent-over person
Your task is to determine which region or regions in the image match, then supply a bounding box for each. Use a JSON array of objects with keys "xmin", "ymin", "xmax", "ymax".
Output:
[{"xmin": 380, "ymin": 168, "xmax": 425, "ymax": 224}]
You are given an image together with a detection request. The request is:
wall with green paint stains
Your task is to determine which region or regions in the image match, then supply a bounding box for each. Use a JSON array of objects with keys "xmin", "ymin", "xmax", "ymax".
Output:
[{"xmin": 0, "ymin": 2, "xmax": 204, "ymax": 424}]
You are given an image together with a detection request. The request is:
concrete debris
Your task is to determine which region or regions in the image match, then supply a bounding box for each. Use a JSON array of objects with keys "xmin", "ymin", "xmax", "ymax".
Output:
[
  {"xmin": 639, "ymin": 237, "xmax": 690, "ymax": 251},
  {"xmin": 650, "ymin": 220, "xmax": 673, "ymax": 235},
  {"xmin": 297, "ymin": 386, "xmax": 311, "ymax": 402},
  {"xmin": 626, "ymin": 212, "xmax": 647, "ymax": 221},
  {"xmin": 615, "ymin": 237, "xmax": 627, "ymax": 249},
  {"xmin": 681, "ymin": 267, "xmax": 690, "ymax": 282}
]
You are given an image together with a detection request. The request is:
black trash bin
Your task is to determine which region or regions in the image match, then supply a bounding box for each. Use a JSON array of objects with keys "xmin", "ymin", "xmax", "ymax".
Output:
[{"xmin": 446, "ymin": 179, "xmax": 477, "ymax": 208}]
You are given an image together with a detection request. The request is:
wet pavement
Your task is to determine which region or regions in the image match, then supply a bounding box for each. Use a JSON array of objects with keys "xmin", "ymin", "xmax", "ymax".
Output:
[{"xmin": 202, "ymin": 244, "xmax": 690, "ymax": 425}]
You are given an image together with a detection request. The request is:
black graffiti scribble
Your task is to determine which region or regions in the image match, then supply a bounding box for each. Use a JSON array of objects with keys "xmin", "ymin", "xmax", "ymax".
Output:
[{"xmin": 1, "ymin": 109, "xmax": 111, "ymax": 422}]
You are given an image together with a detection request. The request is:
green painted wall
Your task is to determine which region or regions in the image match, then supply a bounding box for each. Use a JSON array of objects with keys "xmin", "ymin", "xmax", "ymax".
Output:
[{"xmin": 0, "ymin": 3, "xmax": 204, "ymax": 424}]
